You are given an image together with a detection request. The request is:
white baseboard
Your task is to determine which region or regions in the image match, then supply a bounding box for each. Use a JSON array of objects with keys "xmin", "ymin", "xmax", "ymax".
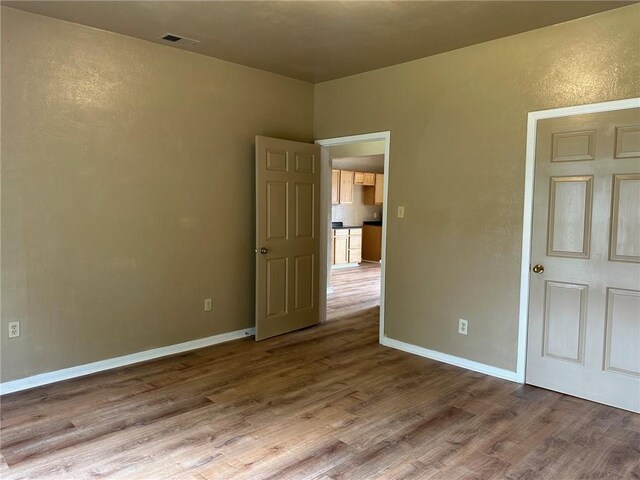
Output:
[
  {"xmin": 331, "ymin": 263, "xmax": 359, "ymax": 270},
  {"xmin": 0, "ymin": 327, "xmax": 255, "ymax": 395},
  {"xmin": 381, "ymin": 336, "xmax": 519, "ymax": 383}
]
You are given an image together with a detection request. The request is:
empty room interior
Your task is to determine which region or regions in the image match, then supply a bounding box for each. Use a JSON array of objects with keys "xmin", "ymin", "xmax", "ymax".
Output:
[{"xmin": 1, "ymin": 1, "xmax": 639, "ymax": 479}]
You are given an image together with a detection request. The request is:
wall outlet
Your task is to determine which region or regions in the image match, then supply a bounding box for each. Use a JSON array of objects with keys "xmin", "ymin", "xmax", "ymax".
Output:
[
  {"xmin": 8, "ymin": 321, "xmax": 20, "ymax": 338},
  {"xmin": 458, "ymin": 319, "xmax": 468, "ymax": 335},
  {"xmin": 204, "ymin": 298, "xmax": 212, "ymax": 312}
]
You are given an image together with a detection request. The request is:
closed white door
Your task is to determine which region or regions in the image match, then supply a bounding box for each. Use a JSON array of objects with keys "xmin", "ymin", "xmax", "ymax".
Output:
[
  {"xmin": 527, "ymin": 108, "xmax": 640, "ymax": 413},
  {"xmin": 255, "ymin": 136, "xmax": 321, "ymax": 340}
]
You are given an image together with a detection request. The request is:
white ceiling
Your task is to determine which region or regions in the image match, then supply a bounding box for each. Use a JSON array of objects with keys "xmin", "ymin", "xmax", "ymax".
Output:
[
  {"xmin": 333, "ymin": 155, "xmax": 384, "ymax": 173},
  {"xmin": 3, "ymin": 1, "xmax": 634, "ymax": 83}
]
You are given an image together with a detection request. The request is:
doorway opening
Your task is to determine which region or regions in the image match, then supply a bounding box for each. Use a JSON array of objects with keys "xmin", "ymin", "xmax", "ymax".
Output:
[{"xmin": 316, "ymin": 132, "xmax": 390, "ymax": 343}]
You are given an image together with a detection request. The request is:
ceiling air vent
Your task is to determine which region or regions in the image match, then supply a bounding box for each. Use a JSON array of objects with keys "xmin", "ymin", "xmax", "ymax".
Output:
[{"xmin": 159, "ymin": 33, "xmax": 200, "ymax": 47}]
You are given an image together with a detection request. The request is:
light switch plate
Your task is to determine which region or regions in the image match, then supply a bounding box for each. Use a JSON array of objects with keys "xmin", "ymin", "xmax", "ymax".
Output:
[{"xmin": 397, "ymin": 206, "xmax": 405, "ymax": 218}]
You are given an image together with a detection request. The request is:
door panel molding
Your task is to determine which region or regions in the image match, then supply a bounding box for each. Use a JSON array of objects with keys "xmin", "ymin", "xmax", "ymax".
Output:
[
  {"xmin": 294, "ymin": 182, "xmax": 315, "ymax": 239},
  {"xmin": 518, "ymin": 98, "xmax": 640, "ymax": 388},
  {"xmin": 294, "ymin": 254, "xmax": 314, "ymax": 311},
  {"xmin": 266, "ymin": 181, "xmax": 288, "ymax": 240},
  {"xmin": 266, "ymin": 257, "xmax": 288, "ymax": 318},
  {"xmin": 542, "ymin": 281, "xmax": 587, "ymax": 364},
  {"xmin": 547, "ymin": 175, "xmax": 593, "ymax": 258},
  {"xmin": 295, "ymin": 152, "xmax": 315, "ymax": 174},
  {"xmin": 614, "ymin": 125, "xmax": 640, "ymax": 159},
  {"xmin": 604, "ymin": 287, "xmax": 640, "ymax": 378},
  {"xmin": 551, "ymin": 129, "xmax": 595, "ymax": 162},
  {"xmin": 266, "ymin": 149, "xmax": 289, "ymax": 171},
  {"xmin": 610, "ymin": 174, "xmax": 640, "ymax": 263}
]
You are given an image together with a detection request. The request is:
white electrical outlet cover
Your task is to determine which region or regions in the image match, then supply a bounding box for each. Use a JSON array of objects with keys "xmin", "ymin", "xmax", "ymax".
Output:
[
  {"xmin": 8, "ymin": 321, "xmax": 20, "ymax": 338},
  {"xmin": 458, "ymin": 319, "xmax": 468, "ymax": 335}
]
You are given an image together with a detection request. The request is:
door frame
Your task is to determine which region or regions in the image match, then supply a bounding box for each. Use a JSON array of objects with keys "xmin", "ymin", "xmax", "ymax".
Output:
[
  {"xmin": 517, "ymin": 97, "xmax": 640, "ymax": 383},
  {"xmin": 315, "ymin": 131, "xmax": 390, "ymax": 343}
]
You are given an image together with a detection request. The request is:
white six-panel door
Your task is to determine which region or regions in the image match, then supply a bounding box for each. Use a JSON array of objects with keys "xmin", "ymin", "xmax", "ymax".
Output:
[
  {"xmin": 527, "ymin": 108, "xmax": 640, "ymax": 413},
  {"xmin": 255, "ymin": 136, "xmax": 321, "ymax": 341}
]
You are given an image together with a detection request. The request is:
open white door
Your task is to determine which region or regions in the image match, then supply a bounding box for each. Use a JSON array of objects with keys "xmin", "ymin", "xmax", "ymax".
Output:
[
  {"xmin": 526, "ymin": 108, "xmax": 640, "ymax": 412},
  {"xmin": 255, "ymin": 136, "xmax": 321, "ymax": 340}
]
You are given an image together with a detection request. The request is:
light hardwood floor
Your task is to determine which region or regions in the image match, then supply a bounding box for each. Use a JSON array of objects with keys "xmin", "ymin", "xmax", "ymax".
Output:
[{"xmin": 1, "ymin": 263, "xmax": 639, "ymax": 479}]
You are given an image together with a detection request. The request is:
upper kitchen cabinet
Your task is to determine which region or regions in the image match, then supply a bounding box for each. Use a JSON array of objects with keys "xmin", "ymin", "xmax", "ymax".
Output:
[
  {"xmin": 333, "ymin": 168, "xmax": 381, "ymax": 205},
  {"xmin": 363, "ymin": 172, "xmax": 376, "ymax": 186},
  {"xmin": 374, "ymin": 174, "xmax": 384, "ymax": 204},
  {"xmin": 353, "ymin": 171, "xmax": 376, "ymax": 186},
  {"xmin": 363, "ymin": 173, "xmax": 384, "ymax": 205},
  {"xmin": 332, "ymin": 169, "xmax": 340, "ymax": 204},
  {"xmin": 339, "ymin": 170, "xmax": 354, "ymax": 204}
]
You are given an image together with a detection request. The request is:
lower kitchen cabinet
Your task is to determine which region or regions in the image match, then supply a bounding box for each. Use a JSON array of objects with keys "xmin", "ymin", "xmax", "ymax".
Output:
[
  {"xmin": 333, "ymin": 229, "xmax": 349, "ymax": 264},
  {"xmin": 362, "ymin": 224, "xmax": 382, "ymax": 261},
  {"xmin": 332, "ymin": 228, "xmax": 361, "ymax": 266},
  {"xmin": 348, "ymin": 228, "xmax": 362, "ymax": 263}
]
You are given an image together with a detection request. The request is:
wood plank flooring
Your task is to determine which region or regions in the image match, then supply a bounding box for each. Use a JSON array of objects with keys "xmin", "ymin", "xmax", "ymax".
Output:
[{"xmin": 1, "ymin": 262, "xmax": 639, "ymax": 479}]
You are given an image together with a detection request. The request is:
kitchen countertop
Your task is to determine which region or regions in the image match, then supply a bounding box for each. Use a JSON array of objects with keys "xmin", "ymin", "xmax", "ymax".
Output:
[
  {"xmin": 332, "ymin": 221, "xmax": 381, "ymax": 230},
  {"xmin": 331, "ymin": 224, "xmax": 361, "ymax": 230}
]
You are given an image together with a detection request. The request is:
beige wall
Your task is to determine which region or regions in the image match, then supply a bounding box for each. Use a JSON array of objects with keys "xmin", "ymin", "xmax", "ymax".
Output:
[
  {"xmin": 3, "ymin": 5, "xmax": 639, "ymax": 383},
  {"xmin": 1, "ymin": 7, "xmax": 314, "ymax": 382},
  {"xmin": 314, "ymin": 5, "xmax": 640, "ymax": 371}
]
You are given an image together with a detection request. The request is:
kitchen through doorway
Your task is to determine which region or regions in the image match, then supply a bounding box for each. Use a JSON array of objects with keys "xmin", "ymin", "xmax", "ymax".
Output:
[{"xmin": 316, "ymin": 133, "xmax": 389, "ymax": 340}]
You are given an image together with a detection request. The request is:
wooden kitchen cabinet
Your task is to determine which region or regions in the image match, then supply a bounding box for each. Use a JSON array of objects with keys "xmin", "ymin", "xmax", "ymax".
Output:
[
  {"xmin": 348, "ymin": 228, "xmax": 362, "ymax": 263},
  {"xmin": 333, "ymin": 229, "xmax": 349, "ymax": 265},
  {"xmin": 334, "ymin": 169, "xmax": 378, "ymax": 204},
  {"xmin": 354, "ymin": 171, "xmax": 375, "ymax": 186},
  {"xmin": 339, "ymin": 170, "xmax": 354, "ymax": 204},
  {"xmin": 374, "ymin": 174, "xmax": 384, "ymax": 204},
  {"xmin": 332, "ymin": 228, "xmax": 361, "ymax": 266},
  {"xmin": 363, "ymin": 173, "xmax": 384, "ymax": 205},
  {"xmin": 363, "ymin": 187, "xmax": 374, "ymax": 205},
  {"xmin": 331, "ymin": 169, "xmax": 340, "ymax": 204},
  {"xmin": 362, "ymin": 224, "xmax": 382, "ymax": 261},
  {"xmin": 363, "ymin": 172, "xmax": 376, "ymax": 186}
]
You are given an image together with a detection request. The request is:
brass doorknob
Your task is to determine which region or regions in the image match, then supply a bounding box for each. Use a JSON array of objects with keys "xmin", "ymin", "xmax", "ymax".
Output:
[
  {"xmin": 260, "ymin": 247, "xmax": 269, "ymax": 255},
  {"xmin": 532, "ymin": 264, "xmax": 544, "ymax": 274}
]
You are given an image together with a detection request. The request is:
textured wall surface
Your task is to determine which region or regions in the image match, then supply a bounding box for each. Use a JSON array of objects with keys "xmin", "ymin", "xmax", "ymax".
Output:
[
  {"xmin": 3, "ymin": 4, "xmax": 639, "ymax": 383},
  {"xmin": 314, "ymin": 5, "xmax": 640, "ymax": 371},
  {"xmin": 1, "ymin": 7, "xmax": 314, "ymax": 382}
]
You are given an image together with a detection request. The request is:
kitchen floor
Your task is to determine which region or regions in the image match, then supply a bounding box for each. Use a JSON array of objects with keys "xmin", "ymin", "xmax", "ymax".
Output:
[{"xmin": 327, "ymin": 262, "xmax": 381, "ymax": 323}]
